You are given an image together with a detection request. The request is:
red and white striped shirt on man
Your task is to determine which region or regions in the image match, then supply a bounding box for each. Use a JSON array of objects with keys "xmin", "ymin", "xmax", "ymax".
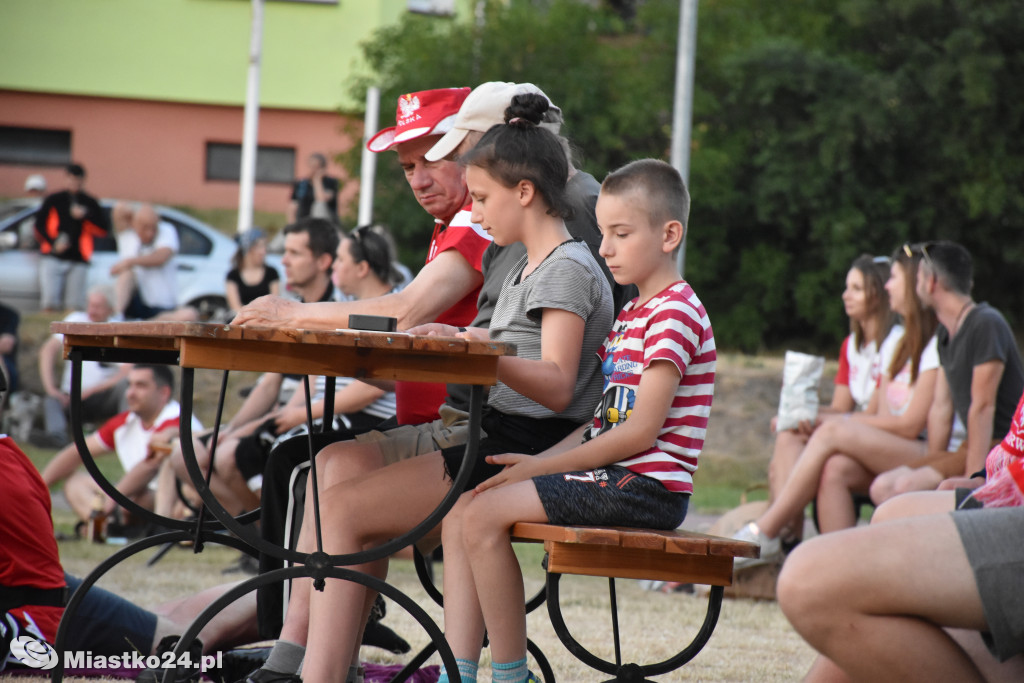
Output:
[{"xmin": 583, "ymin": 280, "xmax": 716, "ymax": 494}]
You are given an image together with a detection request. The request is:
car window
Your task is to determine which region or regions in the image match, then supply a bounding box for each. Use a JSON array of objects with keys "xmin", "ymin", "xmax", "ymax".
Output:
[
  {"xmin": 160, "ymin": 216, "xmax": 212, "ymax": 256},
  {"xmin": 17, "ymin": 215, "xmax": 38, "ymax": 249}
]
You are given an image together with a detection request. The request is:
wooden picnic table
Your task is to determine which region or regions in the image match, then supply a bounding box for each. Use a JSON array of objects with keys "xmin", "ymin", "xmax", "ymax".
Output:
[{"xmin": 49, "ymin": 320, "xmax": 515, "ymax": 683}]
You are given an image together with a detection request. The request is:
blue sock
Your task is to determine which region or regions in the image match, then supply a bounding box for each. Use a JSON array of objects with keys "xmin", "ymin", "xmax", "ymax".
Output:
[
  {"xmin": 438, "ymin": 658, "xmax": 478, "ymax": 683},
  {"xmin": 491, "ymin": 657, "xmax": 528, "ymax": 682}
]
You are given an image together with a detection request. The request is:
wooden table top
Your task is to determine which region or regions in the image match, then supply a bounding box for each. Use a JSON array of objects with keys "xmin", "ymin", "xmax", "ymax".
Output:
[{"xmin": 53, "ymin": 321, "xmax": 516, "ymax": 386}]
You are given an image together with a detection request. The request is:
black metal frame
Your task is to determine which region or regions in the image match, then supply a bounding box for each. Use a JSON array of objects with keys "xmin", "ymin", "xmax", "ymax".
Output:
[
  {"xmin": 544, "ymin": 573, "xmax": 724, "ymax": 682},
  {"xmin": 51, "ymin": 342, "xmax": 490, "ymax": 683}
]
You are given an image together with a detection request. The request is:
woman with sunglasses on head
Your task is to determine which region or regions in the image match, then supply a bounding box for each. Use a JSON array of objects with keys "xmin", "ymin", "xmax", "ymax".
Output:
[
  {"xmin": 736, "ymin": 245, "xmax": 941, "ymax": 565},
  {"xmin": 765, "ymin": 254, "xmax": 898, "ymax": 547}
]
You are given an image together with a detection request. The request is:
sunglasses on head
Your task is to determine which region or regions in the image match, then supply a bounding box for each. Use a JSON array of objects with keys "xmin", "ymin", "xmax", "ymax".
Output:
[{"xmin": 902, "ymin": 242, "xmax": 934, "ymax": 268}]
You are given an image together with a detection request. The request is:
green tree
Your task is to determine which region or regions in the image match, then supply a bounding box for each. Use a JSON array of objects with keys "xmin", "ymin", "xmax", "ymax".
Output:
[{"xmin": 341, "ymin": 0, "xmax": 1024, "ymax": 352}]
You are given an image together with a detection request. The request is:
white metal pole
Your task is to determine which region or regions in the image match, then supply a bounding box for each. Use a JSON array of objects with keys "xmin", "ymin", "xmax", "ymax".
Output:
[
  {"xmin": 671, "ymin": 0, "xmax": 698, "ymax": 275},
  {"xmin": 357, "ymin": 86, "xmax": 380, "ymax": 227},
  {"xmin": 237, "ymin": 0, "xmax": 265, "ymax": 234}
]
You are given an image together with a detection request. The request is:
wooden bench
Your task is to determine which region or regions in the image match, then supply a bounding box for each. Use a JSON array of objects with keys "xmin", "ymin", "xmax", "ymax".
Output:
[{"xmin": 510, "ymin": 523, "xmax": 760, "ymax": 682}]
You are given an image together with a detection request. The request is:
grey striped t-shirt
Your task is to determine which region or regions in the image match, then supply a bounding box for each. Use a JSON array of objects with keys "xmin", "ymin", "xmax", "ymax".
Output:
[{"xmin": 487, "ymin": 239, "xmax": 613, "ymax": 422}]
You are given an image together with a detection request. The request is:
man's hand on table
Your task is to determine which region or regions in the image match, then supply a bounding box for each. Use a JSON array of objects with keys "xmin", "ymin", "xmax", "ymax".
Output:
[{"xmin": 232, "ymin": 295, "xmax": 303, "ymax": 327}]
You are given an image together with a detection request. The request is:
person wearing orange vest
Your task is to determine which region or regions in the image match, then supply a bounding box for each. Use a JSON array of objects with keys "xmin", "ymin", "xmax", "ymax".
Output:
[{"xmin": 33, "ymin": 163, "xmax": 109, "ymax": 312}]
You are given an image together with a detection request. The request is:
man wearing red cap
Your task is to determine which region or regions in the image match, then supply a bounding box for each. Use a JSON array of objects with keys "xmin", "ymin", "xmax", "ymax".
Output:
[
  {"xmin": 235, "ymin": 87, "xmax": 487, "ymax": 427},
  {"xmin": 233, "ymin": 88, "xmax": 495, "ymax": 683}
]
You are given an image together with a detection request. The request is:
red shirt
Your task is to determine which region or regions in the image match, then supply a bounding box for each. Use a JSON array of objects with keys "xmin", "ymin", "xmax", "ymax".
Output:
[
  {"xmin": 0, "ymin": 436, "xmax": 65, "ymax": 642},
  {"xmin": 394, "ymin": 208, "xmax": 490, "ymax": 424}
]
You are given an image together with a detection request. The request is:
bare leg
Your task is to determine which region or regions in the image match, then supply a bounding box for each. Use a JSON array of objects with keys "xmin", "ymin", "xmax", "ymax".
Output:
[
  {"xmin": 170, "ymin": 437, "xmax": 249, "ymax": 517},
  {"xmin": 769, "ymin": 428, "xmax": 810, "ymax": 541},
  {"xmin": 439, "ymin": 493, "xmax": 487, "ymax": 663},
  {"xmin": 870, "ymin": 464, "xmax": 944, "ymax": 504},
  {"xmin": 114, "ymin": 270, "xmax": 135, "ymax": 316},
  {"xmin": 815, "ymin": 455, "xmax": 873, "ymax": 533},
  {"xmin": 778, "ymin": 514, "xmax": 987, "ymax": 682},
  {"xmin": 757, "ymin": 419, "xmax": 924, "ymax": 539},
  {"xmin": 302, "ymin": 452, "xmax": 452, "ymax": 682},
  {"xmin": 64, "ymin": 471, "xmax": 102, "ymax": 522},
  {"xmin": 462, "ymin": 481, "xmax": 548, "ymax": 664},
  {"xmin": 151, "ymin": 581, "xmax": 259, "ymax": 652},
  {"xmin": 871, "ymin": 490, "xmax": 957, "ymax": 524}
]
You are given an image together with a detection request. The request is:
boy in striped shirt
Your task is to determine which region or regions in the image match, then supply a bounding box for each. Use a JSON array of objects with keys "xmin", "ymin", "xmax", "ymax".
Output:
[{"xmin": 440, "ymin": 158, "xmax": 715, "ymax": 683}]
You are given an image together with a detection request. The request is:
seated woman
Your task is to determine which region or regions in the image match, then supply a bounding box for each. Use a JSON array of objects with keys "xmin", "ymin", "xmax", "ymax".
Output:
[
  {"xmin": 767, "ymin": 254, "xmax": 896, "ymax": 545},
  {"xmin": 735, "ymin": 244, "xmax": 940, "ymax": 565},
  {"xmin": 225, "ymin": 228, "xmax": 280, "ymax": 314}
]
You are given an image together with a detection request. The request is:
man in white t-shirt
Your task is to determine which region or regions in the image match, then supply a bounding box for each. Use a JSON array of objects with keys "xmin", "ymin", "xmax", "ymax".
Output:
[
  {"xmin": 111, "ymin": 203, "xmax": 197, "ymax": 321},
  {"xmin": 34, "ymin": 285, "xmax": 130, "ymax": 448},
  {"xmin": 41, "ymin": 364, "xmax": 202, "ymax": 527}
]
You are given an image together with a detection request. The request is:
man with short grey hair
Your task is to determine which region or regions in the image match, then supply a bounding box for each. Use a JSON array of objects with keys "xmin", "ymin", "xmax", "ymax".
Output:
[{"xmin": 35, "ymin": 285, "xmax": 130, "ymax": 448}]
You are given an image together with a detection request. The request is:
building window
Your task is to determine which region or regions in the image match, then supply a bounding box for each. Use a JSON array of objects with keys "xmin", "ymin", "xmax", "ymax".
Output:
[
  {"xmin": 407, "ymin": 0, "xmax": 454, "ymax": 15},
  {"xmin": 205, "ymin": 143, "xmax": 296, "ymax": 184},
  {"xmin": 0, "ymin": 126, "xmax": 72, "ymax": 166}
]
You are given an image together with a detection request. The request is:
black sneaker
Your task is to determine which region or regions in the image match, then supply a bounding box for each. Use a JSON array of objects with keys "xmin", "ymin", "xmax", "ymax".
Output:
[
  {"xmin": 136, "ymin": 635, "xmax": 203, "ymax": 683},
  {"xmin": 233, "ymin": 667, "xmax": 302, "ymax": 683}
]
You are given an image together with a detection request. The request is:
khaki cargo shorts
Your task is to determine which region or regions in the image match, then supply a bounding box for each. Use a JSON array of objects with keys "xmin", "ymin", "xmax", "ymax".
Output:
[{"xmin": 353, "ymin": 404, "xmax": 483, "ymax": 465}]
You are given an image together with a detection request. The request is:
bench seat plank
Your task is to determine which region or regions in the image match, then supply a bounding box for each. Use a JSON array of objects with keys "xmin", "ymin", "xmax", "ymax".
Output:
[{"xmin": 511, "ymin": 523, "xmax": 759, "ymax": 586}]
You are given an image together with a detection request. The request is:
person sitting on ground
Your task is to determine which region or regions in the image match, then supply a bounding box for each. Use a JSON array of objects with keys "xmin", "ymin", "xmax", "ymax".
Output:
[
  {"xmin": 438, "ymin": 158, "xmax": 714, "ymax": 683},
  {"xmin": 293, "ymin": 94, "xmax": 614, "ymax": 683},
  {"xmin": 734, "ymin": 244, "xmax": 942, "ymax": 565},
  {"xmin": 225, "ymin": 228, "xmax": 280, "ymax": 315},
  {"xmin": 35, "ymin": 284, "xmax": 130, "ymax": 449},
  {"xmin": 40, "ymin": 364, "xmax": 201, "ymax": 530},
  {"xmin": 778, "ymin": 505, "xmax": 1024, "ymax": 682},
  {"xmin": 764, "ymin": 253, "xmax": 896, "ymax": 546},
  {"xmin": 870, "ymin": 240, "xmax": 1024, "ymax": 503},
  {"xmin": 110, "ymin": 203, "xmax": 198, "ymax": 321},
  {"xmin": 0, "ymin": 362, "xmax": 259, "ymax": 672}
]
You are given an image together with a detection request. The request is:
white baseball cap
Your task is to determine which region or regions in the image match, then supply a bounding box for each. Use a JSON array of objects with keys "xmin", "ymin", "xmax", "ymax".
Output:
[{"xmin": 425, "ymin": 82, "xmax": 562, "ymax": 162}]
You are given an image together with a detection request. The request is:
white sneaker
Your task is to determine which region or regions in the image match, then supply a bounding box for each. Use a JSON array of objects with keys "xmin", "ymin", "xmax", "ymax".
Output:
[{"xmin": 732, "ymin": 521, "xmax": 782, "ymax": 569}]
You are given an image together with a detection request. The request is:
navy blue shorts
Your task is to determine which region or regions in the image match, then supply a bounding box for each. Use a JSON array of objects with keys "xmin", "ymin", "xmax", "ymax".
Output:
[
  {"xmin": 124, "ymin": 290, "xmax": 172, "ymax": 321},
  {"xmin": 534, "ymin": 465, "xmax": 688, "ymax": 530}
]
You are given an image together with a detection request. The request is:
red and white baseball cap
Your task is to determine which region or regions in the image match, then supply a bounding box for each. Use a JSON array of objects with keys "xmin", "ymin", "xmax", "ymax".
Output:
[{"xmin": 366, "ymin": 87, "xmax": 472, "ymax": 153}]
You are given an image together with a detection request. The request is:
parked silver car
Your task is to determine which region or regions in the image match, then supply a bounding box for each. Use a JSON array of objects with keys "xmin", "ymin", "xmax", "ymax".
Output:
[{"xmin": 0, "ymin": 201, "xmax": 281, "ymax": 319}]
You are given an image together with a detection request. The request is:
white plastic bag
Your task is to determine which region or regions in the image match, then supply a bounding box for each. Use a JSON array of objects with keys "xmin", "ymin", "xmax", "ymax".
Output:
[{"xmin": 776, "ymin": 351, "xmax": 825, "ymax": 431}]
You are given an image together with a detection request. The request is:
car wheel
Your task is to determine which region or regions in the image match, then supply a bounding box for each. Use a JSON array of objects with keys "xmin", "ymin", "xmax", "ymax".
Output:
[{"xmin": 190, "ymin": 295, "xmax": 229, "ymax": 322}]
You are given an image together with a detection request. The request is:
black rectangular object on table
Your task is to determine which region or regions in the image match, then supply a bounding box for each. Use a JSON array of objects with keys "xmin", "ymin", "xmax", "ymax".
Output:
[{"xmin": 348, "ymin": 314, "xmax": 398, "ymax": 332}]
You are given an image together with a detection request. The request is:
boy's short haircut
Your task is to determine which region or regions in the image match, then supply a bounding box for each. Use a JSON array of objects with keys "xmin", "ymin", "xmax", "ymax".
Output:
[{"xmin": 601, "ymin": 159, "xmax": 690, "ymax": 230}]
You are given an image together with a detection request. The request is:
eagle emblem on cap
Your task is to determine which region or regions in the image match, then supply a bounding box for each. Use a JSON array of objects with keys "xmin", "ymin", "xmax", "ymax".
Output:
[{"xmin": 398, "ymin": 94, "xmax": 421, "ymax": 121}]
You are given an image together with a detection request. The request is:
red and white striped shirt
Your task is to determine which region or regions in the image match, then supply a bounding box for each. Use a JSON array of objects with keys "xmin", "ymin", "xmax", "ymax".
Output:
[
  {"xmin": 584, "ymin": 281, "xmax": 716, "ymax": 494},
  {"xmin": 97, "ymin": 401, "xmax": 201, "ymax": 472}
]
